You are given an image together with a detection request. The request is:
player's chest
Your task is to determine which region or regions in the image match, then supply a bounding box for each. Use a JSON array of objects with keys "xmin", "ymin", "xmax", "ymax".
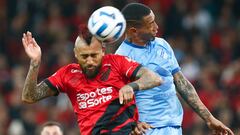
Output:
[
  {"xmin": 65, "ymin": 68, "xmax": 126, "ymax": 93},
  {"xmin": 132, "ymin": 48, "xmax": 172, "ymax": 73},
  {"xmin": 67, "ymin": 75, "xmax": 124, "ymax": 110}
]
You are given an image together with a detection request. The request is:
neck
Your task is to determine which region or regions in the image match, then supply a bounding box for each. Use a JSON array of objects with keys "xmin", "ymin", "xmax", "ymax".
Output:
[{"xmin": 126, "ymin": 37, "xmax": 147, "ymax": 46}]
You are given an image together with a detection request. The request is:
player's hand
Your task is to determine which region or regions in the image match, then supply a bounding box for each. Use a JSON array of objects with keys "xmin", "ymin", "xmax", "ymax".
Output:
[
  {"xmin": 22, "ymin": 31, "xmax": 41, "ymax": 63},
  {"xmin": 130, "ymin": 122, "xmax": 153, "ymax": 135},
  {"xmin": 119, "ymin": 85, "xmax": 134, "ymax": 104},
  {"xmin": 206, "ymin": 116, "xmax": 234, "ymax": 135}
]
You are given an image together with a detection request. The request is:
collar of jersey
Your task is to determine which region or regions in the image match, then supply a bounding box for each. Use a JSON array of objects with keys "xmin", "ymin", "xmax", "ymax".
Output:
[{"xmin": 124, "ymin": 40, "xmax": 147, "ymax": 48}]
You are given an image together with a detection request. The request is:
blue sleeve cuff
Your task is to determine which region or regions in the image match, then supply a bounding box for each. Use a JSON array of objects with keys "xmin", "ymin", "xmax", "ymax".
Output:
[{"xmin": 172, "ymin": 67, "xmax": 181, "ymax": 75}]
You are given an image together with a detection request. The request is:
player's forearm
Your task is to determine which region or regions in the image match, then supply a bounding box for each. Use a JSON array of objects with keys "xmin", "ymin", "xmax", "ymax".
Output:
[
  {"xmin": 133, "ymin": 67, "xmax": 163, "ymax": 90},
  {"xmin": 174, "ymin": 72, "xmax": 212, "ymax": 122},
  {"xmin": 22, "ymin": 60, "xmax": 41, "ymax": 103}
]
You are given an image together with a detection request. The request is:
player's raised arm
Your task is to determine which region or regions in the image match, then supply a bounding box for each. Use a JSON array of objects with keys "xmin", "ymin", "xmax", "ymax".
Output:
[
  {"xmin": 119, "ymin": 67, "xmax": 163, "ymax": 104},
  {"xmin": 22, "ymin": 31, "xmax": 57, "ymax": 104}
]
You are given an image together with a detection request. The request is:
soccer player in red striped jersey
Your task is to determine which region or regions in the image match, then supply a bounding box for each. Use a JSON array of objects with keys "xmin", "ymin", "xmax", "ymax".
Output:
[{"xmin": 21, "ymin": 29, "xmax": 162, "ymax": 134}]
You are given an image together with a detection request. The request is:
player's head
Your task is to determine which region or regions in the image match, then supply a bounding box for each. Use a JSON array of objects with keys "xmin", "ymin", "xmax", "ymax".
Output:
[
  {"xmin": 121, "ymin": 3, "xmax": 158, "ymax": 44},
  {"xmin": 74, "ymin": 25, "xmax": 104, "ymax": 79},
  {"xmin": 38, "ymin": 121, "xmax": 64, "ymax": 135}
]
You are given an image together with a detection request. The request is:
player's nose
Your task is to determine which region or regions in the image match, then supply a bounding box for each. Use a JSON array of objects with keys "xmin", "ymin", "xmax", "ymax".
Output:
[
  {"xmin": 154, "ymin": 21, "xmax": 158, "ymax": 30},
  {"xmin": 86, "ymin": 57, "xmax": 94, "ymax": 65}
]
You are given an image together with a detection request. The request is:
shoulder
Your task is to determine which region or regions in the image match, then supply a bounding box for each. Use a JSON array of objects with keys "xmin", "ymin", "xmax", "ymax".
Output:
[
  {"xmin": 104, "ymin": 54, "xmax": 133, "ymax": 65},
  {"xmin": 62, "ymin": 63, "xmax": 79, "ymax": 69},
  {"xmin": 104, "ymin": 54, "xmax": 127, "ymax": 61},
  {"xmin": 119, "ymin": 40, "xmax": 130, "ymax": 47},
  {"xmin": 115, "ymin": 40, "xmax": 133, "ymax": 55},
  {"xmin": 153, "ymin": 37, "xmax": 174, "ymax": 52},
  {"xmin": 57, "ymin": 63, "xmax": 81, "ymax": 74},
  {"xmin": 154, "ymin": 38, "xmax": 172, "ymax": 48},
  {"xmin": 154, "ymin": 37, "xmax": 166, "ymax": 44}
]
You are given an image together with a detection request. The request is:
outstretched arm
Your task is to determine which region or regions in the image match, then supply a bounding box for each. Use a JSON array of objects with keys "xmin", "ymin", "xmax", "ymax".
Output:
[
  {"xmin": 119, "ymin": 67, "xmax": 163, "ymax": 104},
  {"xmin": 22, "ymin": 31, "xmax": 57, "ymax": 103},
  {"xmin": 174, "ymin": 71, "xmax": 234, "ymax": 135}
]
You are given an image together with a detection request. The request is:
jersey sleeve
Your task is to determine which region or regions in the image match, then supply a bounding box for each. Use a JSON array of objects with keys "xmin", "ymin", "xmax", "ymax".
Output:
[
  {"xmin": 45, "ymin": 65, "xmax": 68, "ymax": 93},
  {"xmin": 163, "ymin": 39, "xmax": 181, "ymax": 75},
  {"xmin": 114, "ymin": 55, "xmax": 142, "ymax": 80},
  {"xmin": 171, "ymin": 51, "xmax": 181, "ymax": 75}
]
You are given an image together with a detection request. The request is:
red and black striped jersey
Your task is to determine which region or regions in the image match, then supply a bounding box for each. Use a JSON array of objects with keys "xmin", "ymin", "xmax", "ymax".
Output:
[{"xmin": 45, "ymin": 54, "xmax": 141, "ymax": 135}]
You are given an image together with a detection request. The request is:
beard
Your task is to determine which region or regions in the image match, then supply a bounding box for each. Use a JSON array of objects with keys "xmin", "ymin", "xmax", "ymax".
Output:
[
  {"xmin": 82, "ymin": 65, "xmax": 101, "ymax": 79},
  {"xmin": 140, "ymin": 33, "xmax": 155, "ymax": 42}
]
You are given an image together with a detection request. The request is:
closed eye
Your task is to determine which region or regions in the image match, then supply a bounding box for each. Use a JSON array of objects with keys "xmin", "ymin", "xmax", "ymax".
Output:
[{"xmin": 80, "ymin": 53, "xmax": 98, "ymax": 59}]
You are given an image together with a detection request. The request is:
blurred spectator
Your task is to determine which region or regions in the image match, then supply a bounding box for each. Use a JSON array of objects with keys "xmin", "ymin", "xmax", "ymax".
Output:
[
  {"xmin": 182, "ymin": 0, "xmax": 212, "ymax": 37},
  {"xmin": 36, "ymin": 121, "xmax": 64, "ymax": 135},
  {"xmin": 8, "ymin": 119, "xmax": 25, "ymax": 135},
  {"xmin": 181, "ymin": 54, "xmax": 200, "ymax": 82}
]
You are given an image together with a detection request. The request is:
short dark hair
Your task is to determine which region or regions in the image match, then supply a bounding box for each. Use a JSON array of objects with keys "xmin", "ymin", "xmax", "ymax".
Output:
[
  {"xmin": 121, "ymin": 3, "xmax": 151, "ymax": 27},
  {"xmin": 36, "ymin": 121, "xmax": 64, "ymax": 135}
]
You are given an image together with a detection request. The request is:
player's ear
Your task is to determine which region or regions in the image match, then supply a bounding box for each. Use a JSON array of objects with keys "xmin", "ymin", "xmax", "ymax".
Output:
[
  {"xmin": 73, "ymin": 48, "xmax": 78, "ymax": 58},
  {"xmin": 129, "ymin": 27, "xmax": 137, "ymax": 33},
  {"xmin": 102, "ymin": 47, "xmax": 106, "ymax": 55}
]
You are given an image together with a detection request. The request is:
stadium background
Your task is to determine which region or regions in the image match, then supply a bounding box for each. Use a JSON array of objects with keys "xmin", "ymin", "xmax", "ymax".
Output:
[{"xmin": 0, "ymin": 0, "xmax": 239, "ymax": 134}]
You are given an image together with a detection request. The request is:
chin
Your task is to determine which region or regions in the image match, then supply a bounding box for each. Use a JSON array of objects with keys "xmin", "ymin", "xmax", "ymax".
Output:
[
  {"xmin": 149, "ymin": 36, "xmax": 155, "ymax": 41},
  {"xmin": 86, "ymin": 74, "xmax": 97, "ymax": 79}
]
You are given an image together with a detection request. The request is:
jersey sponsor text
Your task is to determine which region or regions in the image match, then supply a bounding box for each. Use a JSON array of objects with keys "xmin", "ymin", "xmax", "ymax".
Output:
[{"xmin": 76, "ymin": 87, "xmax": 113, "ymax": 109}]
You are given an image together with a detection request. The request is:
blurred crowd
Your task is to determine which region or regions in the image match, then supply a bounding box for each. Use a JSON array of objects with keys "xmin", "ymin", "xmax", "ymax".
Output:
[{"xmin": 0, "ymin": 0, "xmax": 239, "ymax": 134}]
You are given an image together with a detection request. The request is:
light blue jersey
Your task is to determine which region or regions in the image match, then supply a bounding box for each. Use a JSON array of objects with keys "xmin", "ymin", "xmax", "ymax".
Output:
[
  {"xmin": 115, "ymin": 38, "xmax": 183, "ymax": 128},
  {"xmin": 146, "ymin": 126, "xmax": 182, "ymax": 135}
]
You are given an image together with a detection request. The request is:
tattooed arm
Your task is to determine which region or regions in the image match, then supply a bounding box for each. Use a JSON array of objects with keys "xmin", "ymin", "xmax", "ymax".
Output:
[
  {"xmin": 174, "ymin": 71, "xmax": 211, "ymax": 121},
  {"xmin": 132, "ymin": 67, "xmax": 163, "ymax": 90},
  {"xmin": 174, "ymin": 71, "xmax": 234, "ymax": 135},
  {"xmin": 22, "ymin": 31, "xmax": 57, "ymax": 103},
  {"xmin": 119, "ymin": 67, "xmax": 163, "ymax": 104},
  {"xmin": 22, "ymin": 60, "xmax": 57, "ymax": 103}
]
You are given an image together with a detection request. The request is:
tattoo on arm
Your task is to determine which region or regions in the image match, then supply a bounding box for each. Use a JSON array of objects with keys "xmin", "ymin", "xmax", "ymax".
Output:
[
  {"xmin": 174, "ymin": 72, "xmax": 212, "ymax": 121},
  {"xmin": 127, "ymin": 82, "xmax": 139, "ymax": 91},
  {"xmin": 22, "ymin": 60, "xmax": 56, "ymax": 103},
  {"xmin": 133, "ymin": 67, "xmax": 162, "ymax": 90}
]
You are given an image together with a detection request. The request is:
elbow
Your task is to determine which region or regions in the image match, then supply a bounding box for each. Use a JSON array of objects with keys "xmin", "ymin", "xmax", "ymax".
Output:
[{"xmin": 21, "ymin": 96, "xmax": 36, "ymax": 104}]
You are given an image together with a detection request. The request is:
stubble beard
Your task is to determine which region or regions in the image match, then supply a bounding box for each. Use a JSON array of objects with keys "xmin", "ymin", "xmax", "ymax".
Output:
[
  {"xmin": 141, "ymin": 33, "xmax": 155, "ymax": 43},
  {"xmin": 82, "ymin": 65, "xmax": 101, "ymax": 79}
]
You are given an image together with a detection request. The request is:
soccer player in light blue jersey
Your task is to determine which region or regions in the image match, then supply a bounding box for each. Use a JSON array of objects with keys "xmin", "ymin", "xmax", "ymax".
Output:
[{"xmin": 115, "ymin": 3, "xmax": 234, "ymax": 135}]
